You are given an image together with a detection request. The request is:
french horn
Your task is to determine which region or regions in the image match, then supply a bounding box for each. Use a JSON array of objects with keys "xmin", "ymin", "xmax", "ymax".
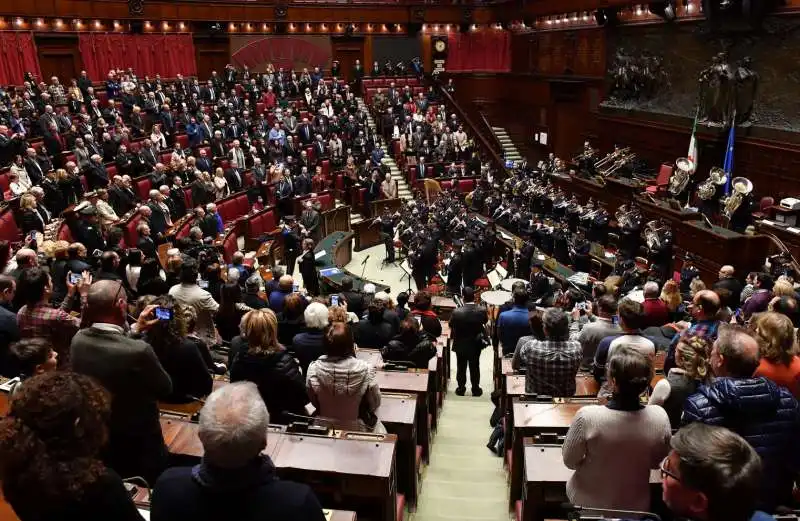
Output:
[
  {"xmin": 722, "ymin": 177, "xmax": 753, "ymax": 218},
  {"xmin": 697, "ymin": 167, "xmax": 727, "ymax": 200},
  {"xmin": 669, "ymin": 157, "xmax": 695, "ymax": 196}
]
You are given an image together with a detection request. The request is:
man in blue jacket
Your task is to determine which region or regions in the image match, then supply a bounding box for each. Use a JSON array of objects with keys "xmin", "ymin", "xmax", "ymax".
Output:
[{"xmin": 683, "ymin": 324, "xmax": 800, "ymax": 512}]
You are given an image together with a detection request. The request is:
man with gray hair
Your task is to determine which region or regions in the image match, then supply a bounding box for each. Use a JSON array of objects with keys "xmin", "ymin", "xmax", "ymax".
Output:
[
  {"xmin": 512, "ymin": 307, "xmax": 582, "ymax": 396},
  {"xmin": 150, "ymin": 382, "xmax": 325, "ymax": 521},
  {"xmin": 641, "ymin": 280, "xmax": 669, "ymax": 328},
  {"xmin": 683, "ymin": 324, "xmax": 800, "ymax": 510}
]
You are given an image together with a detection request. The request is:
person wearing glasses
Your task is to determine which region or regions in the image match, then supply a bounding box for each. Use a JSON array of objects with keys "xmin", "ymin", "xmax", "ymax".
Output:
[
  {"xmin": 562, "ymin": 347, "xmax": 671, "ymax": 512},
  {"xmin": 683, "ymin": 324, "xmax": 800, "ymax": 512},
  {"xmin": 661, "ymin": 423, "xmax": 772, "ymax": 521},
  {"xmin": 71, "ymin": 279, "xmax": 172, "ymax": 485}
]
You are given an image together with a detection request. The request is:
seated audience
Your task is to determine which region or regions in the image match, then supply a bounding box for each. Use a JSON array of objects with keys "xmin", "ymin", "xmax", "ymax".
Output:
[
  {"xmin": 230, "ymin": 309, "xmax": 309, "ymax": 425},
  {"xmin": 382, "ymin": 316, "xmax": 436, "ymax": 369},
  {"xmin": 410, "ymin": 290, "xmax": 442, "ymax": 340},
  {"xmin": 664, "ymin": 289, "xmax": 722, "ymax": 373},
  {"xmin": 513, "ymin": 307, "xmax": 581, "ymax": 396},
  {"xmin": 683, "ymin": 324, "xmax": 800, "ymax": 511},
  {"xmin": 145, "ymin": 295, "xmax": 213, "ymax": 403},
  {"xmin": 151, "ymin": 382, "xmax": 325, "ymax": 521},
  {"xmin": 563, "ymin": 347, "xmax": 671, "ymax": 512},
  {"xmin": 268, "ymin": 275, "xmax": 294, "ymax": 312},
  {"xmin": 741, "ymin": 272, "xmax": 773, "ymax": 320},
  {"xmin": 307, "ymin": 322, "xmax": 383, "ymax": 431},
  {"xmin": 0, "ymin": 372, "xmax": 144, "ymax": 521},
  {"xmin": 649, "ymin": 335, "xmax": 712, "ymax": 429}
]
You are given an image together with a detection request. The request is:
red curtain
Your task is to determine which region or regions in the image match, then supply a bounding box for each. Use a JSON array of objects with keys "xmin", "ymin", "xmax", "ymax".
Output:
[
  {"xmin": 79, "ymin": 34, "xmax": 197, "ymax": 79},
  {"xmin": 447, "ymin": 30, "xmax": 511, "ymax": 73},
  {"xmin": 0, "ymin": 32, "xmax": 42, "ymax": 85}
]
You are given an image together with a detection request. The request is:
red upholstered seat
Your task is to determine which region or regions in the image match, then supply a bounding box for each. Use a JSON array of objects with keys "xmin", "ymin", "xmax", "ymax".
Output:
[
  {"xmin": 408, "ymin": 166, "xmax": 417, "ymax": 186},
  {"xmin": 321, "ymin": 160, "xmax": 330, "ymax": 177},
  {"xmin": 80, "ymin": 176, "xmax": 88, "ymax": 192},
  {"xmin": 316, "ymin": 193, "xmax": 333, "ymax": 211},
  {"xmin": 457, "ymin": 179, "xmax": 476, "ymax": 193},
  {"xmin": 128, "ymin": 142, "xmax": 141, "ymax": 153},
  {"xmin": 106, "ymin": 165, "xmax": 118, "ymax": 181},
  {"xmin": 363, "ymin": 79, "xmax": 374, "ymax": 87},
  {"xmin": 135, "ymin": 177, "xmax": 152, "ymax": 200},
  {"xmin": 0, "ymin": 173, "xmax": 9, "ymax": 194},
  {"xmin": 407, "ymin": 78, "xmax": 419, "ymax": 86},
  {"xmin": 222, "ymin": 231, "xmax": 238, "ymax": 263},
  {"xmin": 64, "ymin": 153, "xmax": 76, "ymax": 165},
  {"xmin": 243, "ymin": 171, "xmax": 254, "ymax": 187},
  {"xmin": 441, "ymin": 180, "xmax": 453, "ymax": 191},
  {"xmin": 334, "ymin": 173, "xmax": 344, "ymax": 191},
  {"xmin": 306, "ymin": 146, "xmax": 315, "ymax": 162},
  {"xmin": 0, "ymin": 208, "xmax": 20, "ymax": 242},
  {"xmin": 56, "ymin": 222, "xmax": 73, "ymax": 242},
  {"xmin": 183, "ymin": 188, "xmax": 193, "ymax": 210},
  {"xmin": 175, "ymin": 219, "xmax": 192, "ymax": 239},
  {"xmin": 123, "ymin": 213, "xmax": 142, "ymax": 248},
  {"xmin": 357, "ymin": 187, "xmax": 366, "ymax": 205},
  {"xmin": 425, "ymin": 166, "xmax": 434, "ymax": 178},
  {"xmin": 256, "ymin": 102, "xmax": 265, "ymax": 115},
  {"xmin": 646, "ymin": 163, "xmax": 674, "ymax": 194},
  {"xmin": 176, "ymin": 134, "xmax": 189, "ymax": 149},
  {"xmin": 97, "ymin": 91, "xmax": 108, "ymax": 106},
  {"xmin": 159, "ymin": 152, "xmax": 172, "ymax": 165}
]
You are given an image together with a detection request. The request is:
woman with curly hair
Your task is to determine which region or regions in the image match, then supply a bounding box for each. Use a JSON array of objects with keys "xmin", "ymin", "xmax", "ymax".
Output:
[
  {"xmin": 753, "ymin": 311, "xmax": 800, "ymax": 398},
  {"xmin": 0, "ymin": 372, "xmax": 144, "ymax": 521},
  {"xmin": 143, "ymin": 295, "xmax": 212, "ymax": 403},
  {"xmin": 648, "ymin": 334, "xmax": 712, "ymax": 428}
]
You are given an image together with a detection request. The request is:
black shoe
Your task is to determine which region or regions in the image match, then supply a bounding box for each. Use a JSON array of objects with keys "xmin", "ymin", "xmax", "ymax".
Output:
[
  {"xmin": 455, "ymin": 387, "xmax": 466, "ymax": 396},
  {"xmin": 472, "ymin": 387, "xmax": 483, "ymax": 397}
]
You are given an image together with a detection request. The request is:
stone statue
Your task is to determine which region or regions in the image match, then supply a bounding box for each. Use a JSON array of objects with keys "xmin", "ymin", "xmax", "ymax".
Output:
[
  {"xmin": 697, "ymin": 52, "xmax": 756, "ymax": 128},
  {"xmin": 607, "ymin": 48, "xmax": 667, "ymax": 102},
  {"xmin": 734, "ymin": 56, "xmax": 758, "ymax": 126}
]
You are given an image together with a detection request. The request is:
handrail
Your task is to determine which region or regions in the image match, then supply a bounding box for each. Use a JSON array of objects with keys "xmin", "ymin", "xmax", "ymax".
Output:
[
  {"xmin": 761, "ymin": 230, "xmax": 800, "ymax": 276},
  {"xmin": 478, "ymin": 110, "xmax": 505, "ymax": 159},
  {"xmin": 437, "ymin": 85, "xmax": 508, "ymax": 177}
]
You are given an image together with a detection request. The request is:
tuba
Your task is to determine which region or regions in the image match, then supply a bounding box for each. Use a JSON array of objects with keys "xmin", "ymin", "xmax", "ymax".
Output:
[
  {"xmin": 669, "ymin": 157, "xmax": 695, "ymax": 196},
  {"xmin": 644, "ymin": 220, "xmax": 663, "ymax": 250},
  {"xmin": 697, "ymin": 167, "xmax": 727, "ymax": 200},
  {"xmin": 722, "ymin": 177, "xmax": 753, "ymax": 218}
]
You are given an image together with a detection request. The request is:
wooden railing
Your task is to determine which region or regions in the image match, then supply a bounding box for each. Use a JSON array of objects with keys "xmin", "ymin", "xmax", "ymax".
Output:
[{"xmin": 437, "ymin": 85, "xmax": 509, "ymax": 178}]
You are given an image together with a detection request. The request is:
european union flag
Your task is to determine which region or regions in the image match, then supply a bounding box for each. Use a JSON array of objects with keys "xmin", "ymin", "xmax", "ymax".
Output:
[{"xmin": 723, "ymin": 120, "xmax": 736, "ymax": 196}]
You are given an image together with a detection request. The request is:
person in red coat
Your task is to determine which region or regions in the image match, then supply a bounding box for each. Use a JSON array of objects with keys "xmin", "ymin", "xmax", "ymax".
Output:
[{"xmin": 642, "ymin": 281, "xmax": 670, "ymax": 328}]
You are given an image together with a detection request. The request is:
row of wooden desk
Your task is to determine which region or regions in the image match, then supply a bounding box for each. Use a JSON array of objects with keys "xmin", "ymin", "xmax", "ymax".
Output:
[{"xmin": 495, "ymin": 349, "xmax": 666, "ymax": 520}]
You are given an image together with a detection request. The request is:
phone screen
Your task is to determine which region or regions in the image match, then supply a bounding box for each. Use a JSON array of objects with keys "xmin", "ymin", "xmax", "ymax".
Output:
[
  {"xmin": 331, "ymin": 295, "xmax": 339, "ymax": 306},
  {"xmin": 292, "ymin": 283, "xmax": 299, "ymax": 292},
  {"xmin": 154, "ymin": 307, "xmax": 173, "ymax": 321},
  {"xmin": 198, "ymin": 279, "xmax": 209, "ymax": 289},
  {"xmin": 611, "ymin": 315, "xmax": 619, "ymax": 326},
  {"xmin": 68, "ymin": 272, "xmax": 81, "ymax": 285}
]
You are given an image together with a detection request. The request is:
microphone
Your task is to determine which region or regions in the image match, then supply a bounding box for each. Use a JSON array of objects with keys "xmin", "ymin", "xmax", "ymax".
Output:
[
  {"xmin": 361, "ymin": 254, "xmax": 370, "ymax": 265},
  {"xmin": 561, "ymin": 503, "xmax": 662, "ymax": 521}
]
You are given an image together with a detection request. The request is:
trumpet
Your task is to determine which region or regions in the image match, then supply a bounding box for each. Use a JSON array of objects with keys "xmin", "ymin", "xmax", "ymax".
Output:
[{"xmin": 594, "ymin": 147, "xmax": 631, "ymax": 170}]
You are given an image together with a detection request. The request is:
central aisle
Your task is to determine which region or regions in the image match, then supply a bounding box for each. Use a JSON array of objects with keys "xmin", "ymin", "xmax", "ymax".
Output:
[{"xmin": 411, "ymin": 346, "xmax": 510, "ymax": 521}]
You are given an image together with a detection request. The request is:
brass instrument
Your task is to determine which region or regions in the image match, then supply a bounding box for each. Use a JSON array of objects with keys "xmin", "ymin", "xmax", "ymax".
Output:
[
  {"xmin": 668, "ymin": 157, "xmax": 695, "ymax": 196},
  {"xmin": 644, "ymin": 220, "xmax": 662, "ymax": 250},
  {"xmin": 601, "ymin": 152, "xmax": 637, "ymax": 178},
  {"xmin": 697, "ymin": 167, "xmax": 727, "ymax": 200},
  {"xmin": 722, "ymin": 177, "xmax": 753, "ymax": 218},
  {"xmin": 594, "ymin": 147, "xmax": 631, "ymax": 171}
]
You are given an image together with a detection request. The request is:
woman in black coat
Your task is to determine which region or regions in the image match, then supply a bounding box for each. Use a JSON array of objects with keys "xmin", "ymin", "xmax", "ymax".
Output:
[
  {"xmin": 298, "ymin": 238, "xmax": 320, "ymax": 296},
  {"xmin": 230, "ymin": 309, "xmax": 309, "ymax": 425},
  {"xmin": 382, "ymin": 317, "xmax": 437, "ymax": 369},
  {"xmin": 144, "ymin": 295, "xmax": 213, "ymax": 403}
]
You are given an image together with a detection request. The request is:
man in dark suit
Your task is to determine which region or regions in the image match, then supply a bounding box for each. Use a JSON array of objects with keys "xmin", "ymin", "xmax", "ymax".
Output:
[
  {"xmin": 85, "ymin": 154, "xmax": 110, "ymax": 190},
  {"xmin": 139, "ymin": 139, "xmax": 158, "ymax": 171},
  {"xmin": 0, "ymin": 275, "xmax": 20, "ymax": 377},
  {"xmin": 158, "ymin": 105, "xmax": 176, "ymax": 147},
  {"xmin": 71, "ymin": 279, "xmax": 172, "ymax": 484},
  {"xmin": 146, "ymin": 191, "xmax": 170, "ymax": 238},
  {"xmin": 23, "ymin": 147, "xmax": 46, "ymax": 187},
  {"xmin": 712, "ymin": 265, "xmax": 744, "ymax": 309},
  {"xmin": 448, "ymin": 286, "xmax": 488, "ymax": 396},
  {"xmin": 196, "ymin": 148, "xmax": 213, "ymax": 174},
  {"xmin": 74, "ymin": 206, "xmax": 106, "ymax": 254},
  {"xmin": 109, "ymin": 176, "xmax": 137, "ymax": 215},
  {"xmin": 137, "ymin": 222, "xmax": 157, "ymax": 259},
  {"xmin": 115, "ymin": 144, "xmax": 134, "ymax": 177}
]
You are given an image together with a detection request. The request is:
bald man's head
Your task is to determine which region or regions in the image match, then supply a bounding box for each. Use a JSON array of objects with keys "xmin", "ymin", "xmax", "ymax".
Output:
[
  {"xmin": 719, "ymin": 265, "xmax": 735, "ymax": 279},
  {"xmin": 15, "ymin": 248, "xmax": 38, "ymax": 268},
  {"xmin": 86, "ymin": 280, "xmax": 127, "ymax": 325},
  {"xmin": 692, "ymin": 289, "xmax": 720, "ymax": 319}
]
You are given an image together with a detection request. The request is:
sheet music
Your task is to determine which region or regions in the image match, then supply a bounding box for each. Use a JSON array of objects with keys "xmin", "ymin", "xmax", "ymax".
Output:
[
  {"xmin": 314, "ymin": 250, "xmax": 327, "ymax": 260},
  {"xmin": 487, "ymin": 270, "xmax": 502, "ymax": 289}
]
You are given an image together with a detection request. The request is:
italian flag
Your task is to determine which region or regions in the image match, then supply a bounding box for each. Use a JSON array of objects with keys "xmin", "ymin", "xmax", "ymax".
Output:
[{"xmin": 687, "ymin": 108, "xmax": 699, "ymax": 170}]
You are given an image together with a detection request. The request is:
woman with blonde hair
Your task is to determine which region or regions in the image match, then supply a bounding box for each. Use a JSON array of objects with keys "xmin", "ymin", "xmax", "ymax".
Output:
[
  {"xmin": 229, "ymin": 309, "xmax": 309, "ymax": 424},
  {"xmin": 649, "ymin": 335, "xmax": 712, "ymax": 428},
  {"xmin": 212, "ymin": 167, "xmax": 229, "ymax": 199},
  {"xmin": 772, "ymin": 278, "xmax": 795, "ymax": 298},
  {"xmin": 660, "ymin": 279, "xmax": 682, "ymax": 314},
  {"xmin": 689, "ymin": 278, "xmax": 706, "ymax": 297},
  {"xmin": 753, "ymin": 311, "xmax": 800, "ymax": 398}
]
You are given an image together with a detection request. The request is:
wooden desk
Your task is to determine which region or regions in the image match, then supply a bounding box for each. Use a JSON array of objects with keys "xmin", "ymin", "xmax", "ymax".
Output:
[
  {"xmin": 376, "ymin": 369, "xmax": 431, "ymax": 463},
  {"xmin": 322, "ymin": 205, "xmax": 352, "ymax": 236},
  {"xmin": 161, "ymin": 418, "xmax": 398, "ymax": 521},
  {"xmin": 377, "ymin": 393, "xmax": 419, "ymax": 507},
  {"xmin": 521, "ymin": 441, "xmax": 661, "ymax": 521},
  {"xmin": 353, "ymin": 218, "xmax": 382, "ymax": 251}
]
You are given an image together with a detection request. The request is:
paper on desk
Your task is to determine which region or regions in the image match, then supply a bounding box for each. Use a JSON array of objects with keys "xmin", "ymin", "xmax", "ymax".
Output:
[
  {"xmin": 314, "ymin": 250, "xmax": 327, "ymax": 260},
  {"xmin": 789, "ymin": 227, "xmax": 800, "ymax": 235},
  {"xmin": 499, "ymin": 231, "xmax": 513, "ymax": 241},
  {"xmin": 137, "ymin": 509, "xmax": 151, "ymax": 521}
]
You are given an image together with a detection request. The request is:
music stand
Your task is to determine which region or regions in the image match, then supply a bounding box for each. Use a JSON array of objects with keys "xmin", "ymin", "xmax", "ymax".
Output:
[
  {"xmin": 487, "ymin": 269, "xmax": 502, "ymax": 290},
  {"xmin": 399, "ymin": 260, "xmax": 415, "ymax": 296}
]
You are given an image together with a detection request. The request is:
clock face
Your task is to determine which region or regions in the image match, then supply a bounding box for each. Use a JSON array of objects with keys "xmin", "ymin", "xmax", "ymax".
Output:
[{"xmin": 434, "ymin": 40, "xmax": 447, "ymax": 53}]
